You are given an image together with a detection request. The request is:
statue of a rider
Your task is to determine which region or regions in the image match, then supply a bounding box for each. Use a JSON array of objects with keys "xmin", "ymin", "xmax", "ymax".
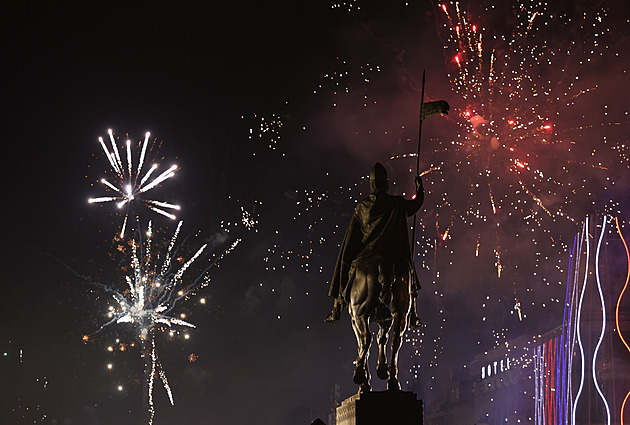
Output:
[{"xmin": 324, "ymin": 162, "xmax": 424, "ymax": 327}]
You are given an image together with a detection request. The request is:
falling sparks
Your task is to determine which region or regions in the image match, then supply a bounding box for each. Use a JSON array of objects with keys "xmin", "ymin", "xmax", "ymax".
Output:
[
  {"xmin": 241, "ymin": 205, "xmax": 260, "ymax": 231},
  {"xmin": 313, "ymin": 57, "xmax": 383, "ymax": 109},
  {"xmin": 87, "ymin": 221, "xmax": 240, "ymax": 424},
  {"xmin": 245, "ymin": 113, "xmax": 285, "ymax": 153},
  {"xmin": 429, "ymin": 0, "xmax": 621, "ymax": 239},
  {"xmin": 514, "ymin": 299, "xmax": 522, "ymax": 321},
  {"xmin": 88, "ymin": 130, "xmax": 180, "ymax": 238}
]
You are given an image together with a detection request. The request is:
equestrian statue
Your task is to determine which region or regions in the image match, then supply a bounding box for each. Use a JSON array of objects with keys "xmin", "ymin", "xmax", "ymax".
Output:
[{"xmin": 325, "ymin": 163, "xmax": 424, "ymax": 392}]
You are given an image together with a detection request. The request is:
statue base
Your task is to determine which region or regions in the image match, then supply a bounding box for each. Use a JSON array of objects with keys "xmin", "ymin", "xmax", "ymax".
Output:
[{"xmin": 336, "ymin": 390, "xmax": 423, "ymax": 425}]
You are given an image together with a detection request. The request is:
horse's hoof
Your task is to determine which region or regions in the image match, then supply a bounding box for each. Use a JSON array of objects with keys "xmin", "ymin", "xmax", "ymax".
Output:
[
  {"xmin": 387, "ymin": 378, "xmax": 401, "ymax": 391},
  {"xmin": 359, "ymin": 382, "xmax": 371, "ymax": 393},
  {"xmin": 353, "ymin": 368, "xmax": 367, "ymax": 385},
  {"xmin": 377, "ymin": 363, "xmax": 389, "ymax": 380}
]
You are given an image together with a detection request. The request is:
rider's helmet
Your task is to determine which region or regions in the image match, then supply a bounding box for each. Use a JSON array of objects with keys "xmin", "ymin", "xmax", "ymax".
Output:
[{"xmin": 370, "ymin": 162, "xmax": 389, "ymax": 194}]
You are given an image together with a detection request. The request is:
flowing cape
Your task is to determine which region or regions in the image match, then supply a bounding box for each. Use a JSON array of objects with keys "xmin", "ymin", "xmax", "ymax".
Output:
[{"xmin": 328, "ymin": 193, "xmax": 420, "ymax": 301}]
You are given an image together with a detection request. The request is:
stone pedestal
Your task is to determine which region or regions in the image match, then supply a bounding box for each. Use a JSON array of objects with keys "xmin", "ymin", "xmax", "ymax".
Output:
[{"xmin": 336, "ymin": 390, "xmax": 423, "ymax": 425}]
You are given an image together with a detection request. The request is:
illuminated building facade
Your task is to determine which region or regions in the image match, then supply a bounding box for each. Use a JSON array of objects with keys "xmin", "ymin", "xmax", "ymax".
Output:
[{"xmin": 424, "ymin": 215, "xmax": 630, "ymax": 424}]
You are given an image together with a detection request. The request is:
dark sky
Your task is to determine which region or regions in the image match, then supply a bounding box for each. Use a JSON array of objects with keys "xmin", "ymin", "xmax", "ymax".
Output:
[{"xmin": 3, "ymin": 1, "xmax": 630, "ymax": 424}]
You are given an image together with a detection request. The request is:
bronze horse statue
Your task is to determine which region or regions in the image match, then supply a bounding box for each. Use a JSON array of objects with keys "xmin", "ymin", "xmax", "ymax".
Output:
[
  {"xmin": 348, "ymin": 254, "xmax": 412, "ymax": 392},
  {"xmin": 325, "ymin": 163, "xmax": 423, "ymax": 393}
]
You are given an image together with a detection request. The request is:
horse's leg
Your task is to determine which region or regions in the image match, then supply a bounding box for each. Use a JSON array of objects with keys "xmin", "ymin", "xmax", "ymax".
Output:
[
  {"xmin": 349, "ymin": 274, "xmax": 371, "ymax": 388},
  {"xmin": 376, "ymin": 318, "xmax": 391, "ymax": 380},
  {"xmin": 351, "ymin": 314, "xmax": 372, "ymax": 392},
  {"xmin": 388, "ymin": 274, "xmax": 411, "ymax": 391},
  {"xmin": 350, "ymin": 314, "xmax": 368, "ymax": 384},
  {"xmin": 350, "ymin": 259, "xmax": 380, "ymax": 392},
  {"xmin": 387, "ymin": 312, "xmax": 405, "ymax": 390},
  {"xmin": 375, "ymin": 258, "xmax": 395, "ymax": 381}
]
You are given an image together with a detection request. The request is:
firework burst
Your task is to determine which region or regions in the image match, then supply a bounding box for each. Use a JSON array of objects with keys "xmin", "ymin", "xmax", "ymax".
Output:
[
  {"xmin": 87, "ymin": 221, "xmax": 240, "ymax": 424},
  {"xmin": 88, "ymin": 129, "xmax": 180, "ymax": 238},
  {"xmin": 409, "ymin": 0, "xmax": 625, "ymax": 272}
]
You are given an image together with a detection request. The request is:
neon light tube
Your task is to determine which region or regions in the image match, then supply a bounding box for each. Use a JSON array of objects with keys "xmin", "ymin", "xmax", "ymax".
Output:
[
  {"xmin": 592, "ymin": 215, "xmax": 611, "ymax": 425},
  {"xmin": 572, "ymin": 217, "xmax": 590, "ymax": 425}
]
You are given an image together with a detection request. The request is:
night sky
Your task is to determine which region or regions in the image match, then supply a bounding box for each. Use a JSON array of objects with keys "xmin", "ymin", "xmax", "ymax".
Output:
[{"xmin": 4, "ymin": 1, "xmax": 630, "ymax": 424}]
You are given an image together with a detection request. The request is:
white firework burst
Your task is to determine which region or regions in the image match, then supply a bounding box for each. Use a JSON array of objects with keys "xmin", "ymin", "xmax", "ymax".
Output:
[
  {"xmin": 88, "ymin": 129, "xmax": 180, "ymax": 237},
  {"xmin": 92, "ymin": 220, "xmax": 240, "ymax": 424}
]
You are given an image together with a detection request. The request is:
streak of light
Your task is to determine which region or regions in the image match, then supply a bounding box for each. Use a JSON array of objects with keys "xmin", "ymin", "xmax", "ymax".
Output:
[{"xmin": 593, "ymin": 215, "xmax": 611, "ymax": 425}]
